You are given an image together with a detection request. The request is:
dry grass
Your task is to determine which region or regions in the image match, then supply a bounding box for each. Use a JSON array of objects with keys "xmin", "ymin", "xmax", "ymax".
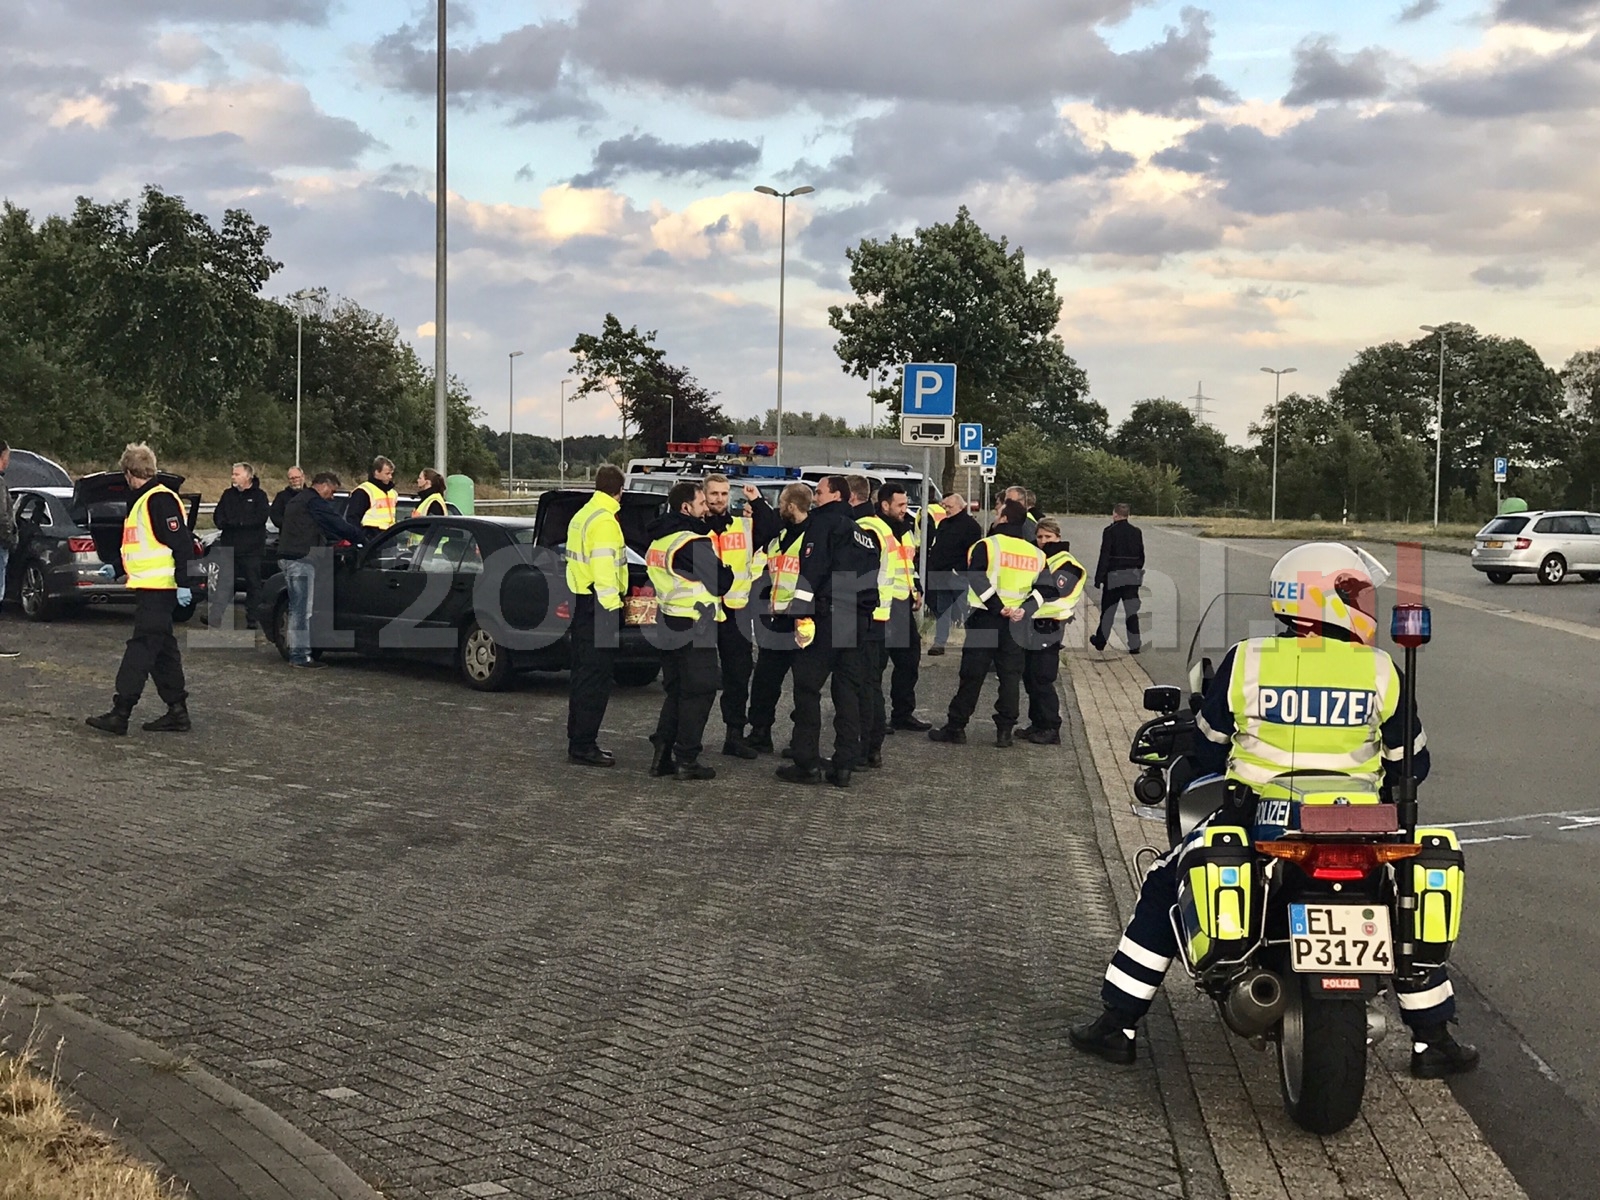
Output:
[
  {"xmin": 1, "ymin": 1030, "xmax": 178, "ymax": 1200},
  {"xmin": 1165, "ymin": 516, "xmax": 1481, "ymax": 554}
]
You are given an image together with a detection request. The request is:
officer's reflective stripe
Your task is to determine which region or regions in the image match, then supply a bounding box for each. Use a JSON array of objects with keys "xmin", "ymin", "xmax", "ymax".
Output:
[
  {"xmin": 1034, "ymin": 549, "xmax": 1087, "ymax": 620},
  {"xmin": 793, "ymin": 588, "xmax": 814, "ymax": 602},
  {"xmin": 717, "ymin": 517, "xmax": 757, "ymax": 609},
  {"xmin": 357, "ymin": 481, "xmax": 396, "ymax": 529},
  {"xmin": 1116, "ymin": 937, "xmax": 1171, "ymax": 973},
  {"xmin": 1195, "ymin": 710, "xmax": 1232, "ymax": 746},
  {"xmin": 647, "ymin": 531, "xmax": 720, "ymax": 620},
  {"xmin": 975, "ymin": 585, "xmax": 997, "ymax": 602},
  {"xmin": 1397, "ymin": 979, "xmax": 1454, "ymax": 1010},
  {"xmin": 1382, "ymin": 729, "xmax": 1428, "ymax": 760},
  {"xmin": 1104, "ymin": 964, "xmax": 1160, "ymax": 1002},
  {"xmin": 567, "ymin": 501, "xmax": 626, "ymax": 610},
  {"xmin": 1028, "ymin": 589, "xmax": 1044, "ymax": 608}
]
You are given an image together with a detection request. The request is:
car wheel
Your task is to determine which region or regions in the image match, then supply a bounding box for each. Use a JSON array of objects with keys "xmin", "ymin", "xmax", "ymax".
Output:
[
  {"xmin": 272, "ymin": 599, "xmax": 323, "ymax": 662},
  {"xmin": 614, "ymin": 662, "xmax": 662, "ymax": 688},
  {"xmin": 1582, "ymin": 572, "xmax": 1600, "ymax": 583},
  {"xmin": 1485, "ymin": 571, "xmax": 1512, "ymax": 585},
  {"xmin": 19, "ymin": 563, "xmax": 54, "ymax": 621},
  {"xmin": 1537, "ymin": 554, "xmax": 1567, "ymax": 585},
  {"xmin": 460, "ymin": 619, "xmax": 512, "ymax": 691}
]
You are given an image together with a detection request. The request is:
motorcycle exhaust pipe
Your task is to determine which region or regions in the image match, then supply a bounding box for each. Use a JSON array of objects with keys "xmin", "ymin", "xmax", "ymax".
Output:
[{"xmin": 1221, "ymin": 969, "xmax": 1287, "ymax": 1038}]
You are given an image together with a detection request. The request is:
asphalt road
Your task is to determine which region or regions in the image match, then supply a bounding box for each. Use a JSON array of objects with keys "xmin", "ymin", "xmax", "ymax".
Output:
[{"xmin": 1061, "ymin": 517, "xmax": 1600, "ymax": 1199}]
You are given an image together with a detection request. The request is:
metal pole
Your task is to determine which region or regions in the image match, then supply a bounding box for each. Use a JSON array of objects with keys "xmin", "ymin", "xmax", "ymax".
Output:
[
  {"xmin": 1271, "ymin": 372, "xmax": 1281, "ymax": 523},
  {"xmin": 775, "ymin": 194, "xmax": 788, "ymax": 467},
  {"xmin": 433, "ymin": 0, "xmax": 448, "ymax": 472},
  {"xmin": 1433, "ymin": 331, "xmax": 1446, "ymax": 528},
  {"xmin": 559, "ymin": 378, "xmax": 570, "ymax": 487},
  {"xmin": 669, "ymin": 392, "xmax": 675, "ymax": 446},
  {"xmin": 919, "ymin": 447, "xmax": 931, "ymax": 604},
  {"xmin": 294, "ymin": 301, "xmax": 303, "ymax": 469},
  {"xmin": 507, "ymin": 351, "xmax": 522, "ymax": 488}
]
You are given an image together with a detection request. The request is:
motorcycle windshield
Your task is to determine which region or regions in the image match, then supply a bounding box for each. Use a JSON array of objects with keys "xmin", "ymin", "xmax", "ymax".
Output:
[{"xmin": 1185, "ymin": 592, "xmax": 1279, "ymax": 699}]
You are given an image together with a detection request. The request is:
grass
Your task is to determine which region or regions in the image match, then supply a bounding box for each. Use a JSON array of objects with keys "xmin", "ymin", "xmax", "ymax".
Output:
[
  {"xmin": 1161, "ymin": 516, "xmax": 1482, "ymax": 554},
  {"xmin": 1, "ymin": 1028, "xmax": 177, "ymax": 1200}
]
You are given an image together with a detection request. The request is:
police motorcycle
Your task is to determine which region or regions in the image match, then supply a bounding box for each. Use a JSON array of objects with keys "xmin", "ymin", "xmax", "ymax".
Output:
[{"xmin": 1125, "ymin": 586, "xmax": 1465, "ymax": 1135}]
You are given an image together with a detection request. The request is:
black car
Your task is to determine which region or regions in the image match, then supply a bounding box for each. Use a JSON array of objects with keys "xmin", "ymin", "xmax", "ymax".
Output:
[
  {"xmin": 258, "ymin": 489, "xmax": 667, "ymax": 691},
  {"xmin": 3, "ymin": 472, "xmax": 207, "ymax": 621}
]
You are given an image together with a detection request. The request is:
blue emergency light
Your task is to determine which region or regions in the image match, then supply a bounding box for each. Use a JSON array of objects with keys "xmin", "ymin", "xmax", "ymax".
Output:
[{"xmin": 1390, "ymin": 604, "xmax": 1432, "ymax": 648}]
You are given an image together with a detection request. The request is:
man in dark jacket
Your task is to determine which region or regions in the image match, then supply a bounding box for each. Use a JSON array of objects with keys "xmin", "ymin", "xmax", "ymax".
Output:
[
  {"xmin": 344, "ymin": 456, "xmax": 397, "ymax": 530},
  {"xmin": 745, "ymin": 484, "xmax": 812, "ymax": 754},
  {"xmin": 1091, "ymin": 502, "xmax": 1145, "ymax": 654},
  {"xmin": 926, "ymin": 492, "xmax": 980, "ymax": 655},
  {"xmin": 276, "ymin": 472, "xmax": 367, "ymax": 669},
  {"xmin": 646, "ymin": 482, "xmax": 735, "ymax": 781},
  {"xmin": 703, "ymin": 474, "xmax": 782, "ymax": 758},
  {"xmin": 0, "ymin": 440, "xmax": 19, "ymax": 658},
  {"xmin": 212, "ymin": 461, "xmax": 271, "ymax": 629},
  {"xmin": 269, "ymin": 466, "xmax": 306, "ymax": 530}
]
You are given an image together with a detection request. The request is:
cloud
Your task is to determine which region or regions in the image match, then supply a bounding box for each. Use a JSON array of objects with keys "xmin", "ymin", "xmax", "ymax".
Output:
[
  {"xmin": 1491, "ymin": 0, "xmax": 1600, "ymax": 30},
  {"xmin": 1472, "ymin": 263, "xmax": 1546, "ymax": 288},
  {"xmin": 372, "ymin": 19, "xmax": 571, "ymax": 99},
  {"xmin": 1089, "ymin": 8, "xmax": 1238, "ymax": 116},
  {"xmin": 570, "ymin": 133, "xmax": 762, "ymax": 188},
  {"xmin": 1283, "ymin": 37, "xmax": 1391, "ymax": 106},
  {"xmin": 145, "ymin": 78, "xmax": 376, "ymax": 169},
  {"xmin": 1398, "ymin": 0, "xmax": 1441, "ymax": 19},
  {"xmin": 1417, "ymin": 38, "xmax": 1600, "ymax": 116}
]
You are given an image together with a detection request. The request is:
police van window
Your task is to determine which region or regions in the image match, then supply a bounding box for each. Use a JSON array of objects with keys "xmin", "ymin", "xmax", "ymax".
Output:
[
  {"xmin": 422, "ymin": 526, "xmax": 482, "ymax": 573},
  {"xmin": 1483, "ymin": 516, "xmax": 1528, "ymax": 535}
]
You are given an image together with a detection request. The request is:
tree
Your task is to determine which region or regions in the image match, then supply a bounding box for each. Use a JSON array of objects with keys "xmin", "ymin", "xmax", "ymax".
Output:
[
  {"xmin": 1112, "ymin": 400, "xmax": 1230, "ymax": 509},
  {"xmin": 567, "ymin": 315, "xmax": 727, "ymax": 455},
  {"xmin": 728, "ymin": 409, "xmax": 857, "ymax": 437},
  {"xmin": 1561, "ymin": 349, "xmax": 1600, "ymax": 419},
  {"xmin": 827, "ymin": 206, "xmax": 1091, "ymax": 488}
]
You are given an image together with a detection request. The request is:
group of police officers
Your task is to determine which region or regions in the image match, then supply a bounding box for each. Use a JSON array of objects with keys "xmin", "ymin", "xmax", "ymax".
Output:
[{"xmin": 562, "ymin": 464, "xmax": 1088, "ymax": 786}]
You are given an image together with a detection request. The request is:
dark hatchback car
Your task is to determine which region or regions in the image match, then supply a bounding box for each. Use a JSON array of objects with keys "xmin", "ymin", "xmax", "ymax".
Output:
[
  {"xmin": 257, "ymin": 489, "xmax": 668, "ymax": 691},
  {"xmin": 3, "ymin": 472, "xmax": 207, "ymax": 621}
]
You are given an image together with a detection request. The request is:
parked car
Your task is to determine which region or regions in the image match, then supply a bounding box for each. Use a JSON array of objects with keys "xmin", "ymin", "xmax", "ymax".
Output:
[
  {"xmin": 3, "ymin": 472, "xmax": 207, "ymax": 621},
  {"xmin": 795, "ymin": 461, "xmax": 943, "ymax": 513},
  {"xmin": 258, "ymin": 489, "xmax": 667, "ymax": 691},
  {"xmin": 1470, "ymin": 510, "xmax": 1600, "ymax": 584}
]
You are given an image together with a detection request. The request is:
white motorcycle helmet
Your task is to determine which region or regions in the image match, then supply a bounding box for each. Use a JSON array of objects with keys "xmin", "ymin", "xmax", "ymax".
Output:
[{"xmin": 1269, "ymin": 543, "xmax": 1390, "ymax": 645}]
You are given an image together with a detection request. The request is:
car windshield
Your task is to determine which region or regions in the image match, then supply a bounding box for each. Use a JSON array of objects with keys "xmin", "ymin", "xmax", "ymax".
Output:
[{"xmin": 1481, "ymin": 516, "xmax": 1528, "ymax": 535}]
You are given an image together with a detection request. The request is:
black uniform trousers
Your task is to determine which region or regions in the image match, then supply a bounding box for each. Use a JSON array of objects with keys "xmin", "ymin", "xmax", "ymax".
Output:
[
  {"xmin": 238, "ymin": 550, "xmax": 264, "ymax": 625},
  {"xmin": 567, "ymin": 594, "xmax": 617, "ymax": 753},
  {"xmin": 1095, "ymin": 584, "xmax": 1141, "ymax": 651},
  {"xmin": 886, "ymin": 597, "xmax": 921, "ymax": 723},
  {"xmin": 116, "ymin": 590, "xmax": 187, "ymax": 707},
  {"xmin": 790, "ymin": 614, "xmax": 868, "ymax": 770},
  {"xmin": 655, "ymin": 638, "xmax": 720, "ymax": 762},
  {"xmin": 746, "ymin": 638, "xmax": 794, "ymax": 733},
  {"xmin": 717, "ymin": 603, "xmax": 757, "ymax": 732},
  {"xmin": 946, "ymin": 611, "xmax": 1025, "ymax": 731},
  {"xmin": 1023, "ymin": 626, "xmax": 1065, "ymax": 732},
  {"xmin": 861, "ymin": 629, "xmax": 887, "ymax": 756}
]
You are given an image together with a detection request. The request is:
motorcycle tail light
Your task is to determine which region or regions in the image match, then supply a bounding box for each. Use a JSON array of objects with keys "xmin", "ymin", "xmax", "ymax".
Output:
[
  {"xmin": 1256, "ymin": 840, "xmax": 1422, "ymax": 881},
  {"xmin": 1515, "ymin": 538, "xmax": 1532, "ymax": 550}
]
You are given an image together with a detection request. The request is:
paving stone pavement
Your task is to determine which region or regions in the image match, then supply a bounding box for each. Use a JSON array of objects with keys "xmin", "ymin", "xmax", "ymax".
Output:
[
  {"xmin": 1067, "ymin": 602, "xmax": 1526, "ymax": 1200},
  {"xmin": 0, "ymin": 611, "xmax": 1220, "ymax": 1198}
]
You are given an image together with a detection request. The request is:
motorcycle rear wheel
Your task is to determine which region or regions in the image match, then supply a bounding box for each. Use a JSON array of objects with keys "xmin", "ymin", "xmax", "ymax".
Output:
[{"xmin": 1277, "ymin": 975, "xmax": 1368, "ymax": 1135}]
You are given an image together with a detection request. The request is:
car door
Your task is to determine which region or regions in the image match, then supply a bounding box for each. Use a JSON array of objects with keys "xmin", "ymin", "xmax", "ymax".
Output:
[
  {"xmin": 1554, "ymin": 515, "xmax": 1593, "ymax": 568},
  {"xmin": 410, "ymin": 523, "xmax": 484, "ymax": 638},
  {"xmin": 338, "ymin": 527, "xmax": 428, "ymax": 650}
]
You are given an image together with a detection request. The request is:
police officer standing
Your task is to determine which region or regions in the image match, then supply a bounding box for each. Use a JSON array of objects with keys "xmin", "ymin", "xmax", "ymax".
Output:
[
  {"xmin": 702, "ymin": 473, "xmax": 780, "ymax": 758},
  {"xmin": 745, "ymin": 484, "xmax": 812, "ymax": 754},
  {"xmin": 881, "ymin": 484, "xmax": 930, "ymax": 733},
  {"xmin": 87, "ymin": 443, "xmax": 196, "ymax": 735},
  {"xmin": 928, "ymin": 500, "xmax": 1058, "ymax": 748},
  {"xmin": 849, "ymin": 476, "xmax": 892, "ymax": 768},
  {"xmin": 645, "ymin": 482, "xmax": 734, "ymax": 780},
  {"xmin": 345, "ymin": 456, "xmax": 398, "ymax": 532},
  {"xmin": 565, "ymin": 464, "xmax": 628, "ymax": 767},
  {"xmin": 1018, "ymin": 519, "xmax": 1087, "ymax": 745}
]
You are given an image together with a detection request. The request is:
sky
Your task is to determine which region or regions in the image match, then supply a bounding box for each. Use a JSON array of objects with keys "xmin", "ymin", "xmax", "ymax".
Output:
[{"xmin": 5, "ymin": 0, "xmax": 1600, "ymax": 449}]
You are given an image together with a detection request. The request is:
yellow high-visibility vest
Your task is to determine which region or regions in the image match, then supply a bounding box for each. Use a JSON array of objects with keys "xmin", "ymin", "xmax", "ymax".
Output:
[
  {"xmin": 647, "ymin": 530, "xmax": 722, "ymax": 621},
  {"xmin": 122, "ymin": 484, "xmax": 180, "ymax": 591},
  {"xmin": 767, "ymin": 527, "xmax": 807, "ymax": 613},
  {"xmin": 1034, "ymin": 548, "xmax": 1087, "ymax": 620},
  {"xmin": 966, "ymin": 534, "xmax": 1045, "ymax": 610},
  {"xmin": 413, "ymin": 492, "xmax": 448, "ymax": 517},
  {"xmin": 714, "ymin": 516, "xmax": 761, "ymax": 610},
  {"xmin": 855, "ymin": 514, "xmax": 897, "ymax": 622},
  {"xmin": 565, "ymin": 492, "xmax": 627, "ymax": 611},
  {"xmin": 356, "ymin": 481, "xmax": 397, "ymax": 529},
  {"xmin": 892, "ymin": 528, "xmax": 918, "ymax": 602}
]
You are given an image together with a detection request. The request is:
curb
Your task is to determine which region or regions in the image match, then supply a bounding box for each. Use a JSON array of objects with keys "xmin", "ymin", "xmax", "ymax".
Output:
[{"xmin": 1, "ymin": 980, "xmax": 383, "ymax": 1200}]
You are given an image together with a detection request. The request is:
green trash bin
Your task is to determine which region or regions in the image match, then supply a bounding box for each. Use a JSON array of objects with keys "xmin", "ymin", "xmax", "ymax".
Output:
[
  {"xmin": 1499, "ymin": 497, "xmax": 1527, "ymax": 516},
  {"xmin": 446, "ymin": 474, "xmax": 476, "ymax": 516}
]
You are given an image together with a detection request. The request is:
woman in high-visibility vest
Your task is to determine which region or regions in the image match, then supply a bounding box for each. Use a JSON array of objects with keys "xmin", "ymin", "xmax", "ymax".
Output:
[
  {"xmin": 1019, "ymin": 519, "xmax": 1087, "ymax": 745},
  {"xmin": 413, "ymin": 468, "xmax": 450, "ymax": 517}
]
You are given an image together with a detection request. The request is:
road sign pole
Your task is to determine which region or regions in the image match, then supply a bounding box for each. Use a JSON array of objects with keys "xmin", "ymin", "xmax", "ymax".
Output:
[{"xmin": 920, "ymin": 446, "xmax": 931, "ymax": 603}]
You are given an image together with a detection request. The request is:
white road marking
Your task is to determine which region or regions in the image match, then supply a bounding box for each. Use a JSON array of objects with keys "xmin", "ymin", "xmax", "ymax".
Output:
[
  {"xmin": 1459, "ymin": 835, "xmax": 1533, "ymax": 846},
  {"xmin": 1448, "ymin": 808, "xmax": 1600, "ymax": 828}
]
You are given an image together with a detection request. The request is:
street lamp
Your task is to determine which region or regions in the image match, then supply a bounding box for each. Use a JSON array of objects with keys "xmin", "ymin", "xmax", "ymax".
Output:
[
  {"xmin": 754, "ymin": 183, "xmax": 814, "ymax": 466},
  {"xmin": 292, "ymin": 292, "xmax": 307, "ymax": 470},
  {"xmin": 433, "ymin": 0, "xmax": 449, "ymax": 472},
  {"xmin": 559, "ymin": 378, "xmax": 572, "ymax": 486},
  {"xmin": 1260, "ymin": 366, "xmax": 1298, "ymax": 523},
  {"xmin": 1420, "ymin": 324, "xmax": 1447, "ymax": 527},
  {"xmin": 507, "ymin": 350, "xmax": 523, "ymax": 489}
]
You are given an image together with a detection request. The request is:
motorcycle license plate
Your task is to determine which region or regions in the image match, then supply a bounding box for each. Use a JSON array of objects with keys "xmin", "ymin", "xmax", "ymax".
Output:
[{"xmin": 1289, "ymin": 904, "xmax": 1393, "ymax": 974}]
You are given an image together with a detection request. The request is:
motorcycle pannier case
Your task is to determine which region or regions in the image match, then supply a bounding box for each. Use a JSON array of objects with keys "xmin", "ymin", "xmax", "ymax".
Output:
[
  {"xmin": 1401, "ymin": 827, "xmax": 1464, "ymax": 968},
  {"xmin": 1176, "ymin": 826, "xmax": 1255, "ymax": 973}
]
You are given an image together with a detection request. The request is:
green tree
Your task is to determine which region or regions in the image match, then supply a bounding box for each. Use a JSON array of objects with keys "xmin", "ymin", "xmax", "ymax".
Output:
[
  {"xmin": 567, "ymin": 314, "xmax": 726, "ymax": 455},
  {"xmin": 827, "ymin": 206, "xmax": 1090, "ymax": 488},
  {"xmin": 1112, "ymin": 399, "xmax": 1230, "ymax": 509}
]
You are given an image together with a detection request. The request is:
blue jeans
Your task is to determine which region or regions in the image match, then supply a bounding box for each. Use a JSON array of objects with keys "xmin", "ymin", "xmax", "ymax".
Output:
[
  {"xmin": 0, "ymin": 546, "xmax": 10, "ymax": 603},
  {"xmin": 280, "ymin": 557, "xmax": 314, "ymax": 664}
]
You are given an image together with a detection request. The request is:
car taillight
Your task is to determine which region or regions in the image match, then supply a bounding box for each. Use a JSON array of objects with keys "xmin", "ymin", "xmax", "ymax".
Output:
[
  {"xmin": 1515, "ymin": 538, "xmax": 1532, "ymax": 550},
  {"xmin": 1256, "ymin": 840, "xmax": 1421, "ymax": 881},
  {"xmin": 68, "ymin": 536, "xmax": 97, "ymax": 553},
  {"xmin": 556, "ymin": 601, "xmax": 572, "ymax": 619}
]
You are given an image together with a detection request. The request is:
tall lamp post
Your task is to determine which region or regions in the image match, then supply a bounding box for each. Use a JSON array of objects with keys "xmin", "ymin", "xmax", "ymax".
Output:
[
  {"xmin": 754, "ymin": 183, "xmax": 814, "ymax": 466},
  {"xmin": 559, "ymin": 378, "xmax": 571, "ymax": 486},
  {"xmin": 1260, "ymin": 366, "xmax": 1297, "ymax": 523},
  {"xmin": 433, "ymin": 0, "xmax": 449, "ymax": 471},
  {"xmin": 1420, "ymin": 324, "xmax": 1447, "ymax": 527},
  {"xmin": 292, "ymin": 291, "xmax": 307, "ymax": 469},
  {"xmin": 506, "ymin": 350, "xmax": 523, "ymax": 488}
]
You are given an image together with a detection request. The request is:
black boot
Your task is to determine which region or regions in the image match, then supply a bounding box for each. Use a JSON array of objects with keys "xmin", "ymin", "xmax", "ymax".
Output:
[
  {"xmin": 1025, "ymin": 727, "xmax": 1061, "ymax": 745},
  {"xmin": 1410, "ymin": 1023, "xmax": 1480, "ymax": 1079},
  {"xmin": 996, "ymin": 725, "xmax": 1015, "ymax": 748},
  {"xmin": 86, "ymin": 696, "xmax": 136, "ymax": 736},
  {"xmin": 1068, "ymin": 1008, "xmax": 1139, "ymax": 1065},
  {"xmin": 825, "ymin": 764, "xmax": 853, "ymax": 789},
  {"xmin": 141, "ymin": 702, "xmax": 191, "ymax": 733},
  {"xmin": 775, "ymin": 763, "xmax": 823, "ymax": 785},
  {"xmin": 927, "ymin": 725, "xmax": 966, "ymax": 744},
  {"xmin": 745, "ymin": 725, "xmax": 774, "ymax": 753},
  {"xmin": 721, "ymin": 727, "xmax": 759, "ymax": 760},
  {"xmin": 676, "ymin": 758, "xmax": 716, "ymax": 781},
  {"xmin": 649, "ymin": 737, "xmax": 676, "ymax": 778}
]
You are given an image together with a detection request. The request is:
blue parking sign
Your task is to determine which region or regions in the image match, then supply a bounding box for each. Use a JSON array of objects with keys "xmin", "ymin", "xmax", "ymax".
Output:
[
  {"xmin": 958, "ymin": 423, "xmax": 983, "ymax": 451},
  {"xmin": 902, "ymin": 363, "xmax": 957, "ymax": 417},
  {"xmin": 1493, "ymin": 456, "xmax": 1508, "ymax": 483},
  {"xmin": 981, "ymin": 445, "xmax": 998, "ymax": 469}
]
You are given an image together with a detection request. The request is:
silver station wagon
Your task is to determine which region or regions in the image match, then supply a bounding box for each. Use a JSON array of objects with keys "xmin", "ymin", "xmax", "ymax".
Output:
[{"xmin": 1470, "ymin": 510, "xmax": 1600, "ymax": 584}]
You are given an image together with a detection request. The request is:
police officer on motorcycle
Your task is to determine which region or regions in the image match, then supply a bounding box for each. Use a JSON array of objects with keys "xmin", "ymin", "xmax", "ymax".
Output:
[{"xmin": 1069, "ymin": 543, "xmax": 1479, "ymax": 1080}]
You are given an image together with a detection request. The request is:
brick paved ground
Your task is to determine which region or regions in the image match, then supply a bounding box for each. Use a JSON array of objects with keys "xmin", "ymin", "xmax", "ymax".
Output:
[{"xmin": 0, "ymin": 610, "xmax": 1215, "ymax": 1199}]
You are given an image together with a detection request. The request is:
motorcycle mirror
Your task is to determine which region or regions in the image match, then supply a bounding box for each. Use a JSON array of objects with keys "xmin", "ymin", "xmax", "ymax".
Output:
[
  {"xmin": 1143, "ymin": 685, "xmax": 1182, "ymax": 715},
  {"xmin": 1391, "ymin": 603, "xmax": 1431, "ymax": 648}
]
